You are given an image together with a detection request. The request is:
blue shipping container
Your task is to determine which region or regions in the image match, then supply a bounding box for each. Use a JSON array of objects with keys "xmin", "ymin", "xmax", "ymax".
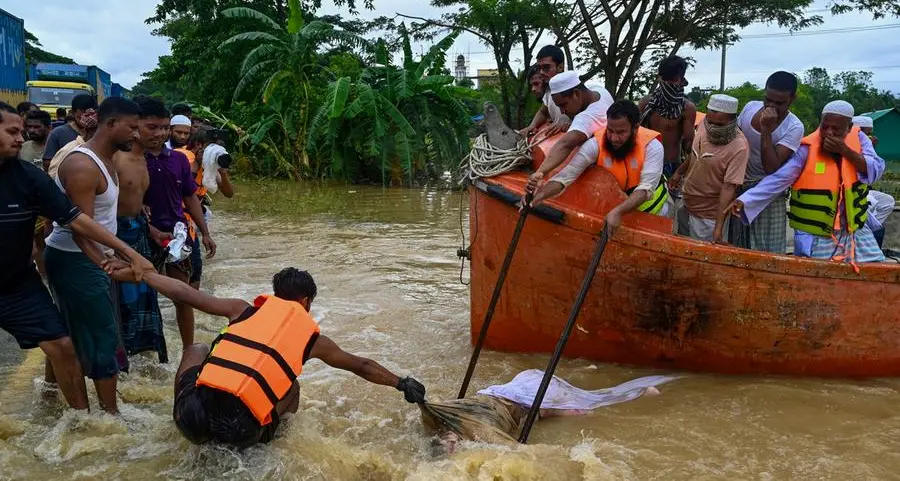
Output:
[
  {"xmin": 0, "ymin": 8, "xmax": 25, "ymax": 95},
  {"xmin": 35, "ymin": 63, "xmax": 90, "ymax": 83},
  {"xmin": 111, "ymin": 82, "xmax": 128, "ymax": 98}
]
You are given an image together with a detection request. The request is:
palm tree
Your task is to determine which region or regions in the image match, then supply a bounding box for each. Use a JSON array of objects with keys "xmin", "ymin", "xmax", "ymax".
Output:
[
  {"xmin": 309, "ymin": 28, "xmax": 474, "ymax": 186},
  {"xmin": 218, "ymin": 2, "xmax": 366, "ymax": 178}
]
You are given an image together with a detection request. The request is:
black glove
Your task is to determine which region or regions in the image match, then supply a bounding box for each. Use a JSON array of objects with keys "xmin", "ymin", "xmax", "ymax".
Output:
[{"xmin": 396, "ymin": 377, "xmax": 426, "ymax": 404}]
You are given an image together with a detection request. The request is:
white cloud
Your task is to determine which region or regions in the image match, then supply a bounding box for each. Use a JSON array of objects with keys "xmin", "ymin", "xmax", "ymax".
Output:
[{"xmin": 2, "ymin": 0, "xmax": 897, "ymax": 93}]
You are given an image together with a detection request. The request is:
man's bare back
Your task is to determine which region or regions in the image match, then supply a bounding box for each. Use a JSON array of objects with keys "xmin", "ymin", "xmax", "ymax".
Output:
[
  {"xmin": 114, "ymin": 150, "xmax": 149, "ymax": 218},
  {"xmin": 639, "ymin": 97, "xmax": 696, "ymax": 163}
]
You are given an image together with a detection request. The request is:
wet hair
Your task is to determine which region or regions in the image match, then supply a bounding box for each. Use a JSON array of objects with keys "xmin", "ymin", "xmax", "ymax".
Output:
[
  {"xmin": 56, "ymin": 107, "xmax": 67, "ymax": 118},
  {"xmin": 536, "ymin": 45, "xmax": 564, "ymax": 65},
  {"xmin": 171, "ymin": 103, "xmax": 192, "ymax": 117},
  {"xmin": 97, "ymin": 97, "xmax": 141, "ymax": 123},
  {"xmin": 527, "ymin": 64, "xmax": 542, "ymax": 80},
  {"xmin": 16, "ymin": 101, "xmax": 36, "ymax": 115},
  {"xmin": 26, "ymin": 110, "xmax": 51, "ymax": 127},
  {"xmin": 133, "ymin": 95, "xmax": 170, "ymax": 119},
  {"xmin": 273, "ymin": 267, "xmax": 317, "ymax": 302},
  {"xmin": 765, "ymin": 71, "xmax": 798, "ymax": 95},
  {"xmin": 0, "ymin": 102, "xmax": 17, "ymax": 116},
  {"xmin": 175, "ymin": 388, "xmax": 212, "ymax": 445},
  {"xmin": 658, "ymin": 56, "xmax": 688, "ymax": 82},
  {"xmin": 71, "ymin": 94, "xmax": 98, "ymax": 112},
  {"xmin": 607, "ymin": 100, "xmax": 641, "ymax": 127}
]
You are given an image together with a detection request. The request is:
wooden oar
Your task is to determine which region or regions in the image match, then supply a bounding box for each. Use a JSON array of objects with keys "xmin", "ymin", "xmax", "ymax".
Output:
[
  {"xmin": 517, "ymin": 224, "xmax": 611, "ymax": 443},
  {"xmin": 457, "ymin": 192, "xmax": 533, "ymax": 399}
]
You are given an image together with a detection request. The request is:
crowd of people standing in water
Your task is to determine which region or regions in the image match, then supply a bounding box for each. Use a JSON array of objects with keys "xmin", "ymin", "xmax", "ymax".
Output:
[
  {"xmin": 0, "ymin": 95, "xmax": 426, "ymax": 448},
  {"xmin": 522, "ymin": 45, "xmax": 894, "ymax": 267}
]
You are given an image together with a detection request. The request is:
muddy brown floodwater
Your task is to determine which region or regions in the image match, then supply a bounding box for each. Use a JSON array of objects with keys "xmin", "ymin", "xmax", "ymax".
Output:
[{"xmin": 1, "ymin": 181, "xmax": 899, "ymax": 480}]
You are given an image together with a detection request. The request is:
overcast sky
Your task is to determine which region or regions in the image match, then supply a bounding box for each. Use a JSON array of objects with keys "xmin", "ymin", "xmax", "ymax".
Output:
[{"xmin": 2, "ymin": 0, "xmax": 898, "ymax": 93}]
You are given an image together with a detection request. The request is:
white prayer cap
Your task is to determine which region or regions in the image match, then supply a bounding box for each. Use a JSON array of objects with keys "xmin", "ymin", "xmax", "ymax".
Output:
[
  {"xmin": 707, "ymin": 94, "xmax": 738, "ymax": 114},
  {"xmin": 549, "ymin": 71, "xmax": 582, "ymax": 95},
  {"xmin": 821, "ymin": 100, "xmax": 854, "ymax": 119},
  {"xmin": 852, "ymin": 115, "xmax": 874, "ymax": 128},
  {"xmin": 170, "ymin": 114, "xmax": 191, "ymax": 126}
]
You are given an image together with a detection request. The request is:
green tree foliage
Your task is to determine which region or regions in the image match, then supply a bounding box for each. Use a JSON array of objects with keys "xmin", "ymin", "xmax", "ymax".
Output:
[
  {"xmin": 695, "ymin": 68, "xmax": 898, "ymax": 132},
  {"xmin": 309, "ymin": 30, "xmax": 474, "ymax": 185}
]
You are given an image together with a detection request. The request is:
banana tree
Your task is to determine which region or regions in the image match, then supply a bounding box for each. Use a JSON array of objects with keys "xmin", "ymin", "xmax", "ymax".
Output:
[{"xmin": 219, "ymin": 0, "xmax": 366, "ymax": 178}]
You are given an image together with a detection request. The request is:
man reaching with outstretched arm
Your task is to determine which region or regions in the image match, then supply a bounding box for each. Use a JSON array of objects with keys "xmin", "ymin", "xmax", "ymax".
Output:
[
  {"xmin": 528, "ymin": 100, "xmax": 672, "ymax": 232},
  {"xmin": 106, "ymin": 264, "xmax": 426, "ymax": 448},
  {"xmin": 525, "ymin": 71, "xmax": 615, "ymax": 195}
]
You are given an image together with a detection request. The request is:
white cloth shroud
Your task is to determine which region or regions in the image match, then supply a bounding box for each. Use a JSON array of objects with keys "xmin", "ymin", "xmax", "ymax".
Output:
[
  {"xmin": 477, "ymin": 369, "xmax": 680, "ymax": 410},
  {"xmin": 201, "ymin": 144, "xmax": 227, "ymax": 194}
]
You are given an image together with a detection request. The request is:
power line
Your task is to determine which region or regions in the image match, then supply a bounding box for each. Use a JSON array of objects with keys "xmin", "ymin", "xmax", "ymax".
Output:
[{"xmin": 743, "ymin": 23, "xmax": 900, "ymax": 38}]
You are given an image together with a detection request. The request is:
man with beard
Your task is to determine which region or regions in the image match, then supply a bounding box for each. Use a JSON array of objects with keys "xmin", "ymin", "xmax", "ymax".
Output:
[
  {"xmin": 639, "ymin": 56, "xmax": 696, "ymax": 178},
  {"xmin": 0, "ymin": 101, "xmax": 150, "ymax": 412},
  {"xmin": 134, "ymin": 96, "xmax": 216, "ymax": 350},
  {"xmin": 525, "ymin": 71, "xmax": 615, "ymax": 194},
  {"xmin": 168, "ymin": 114, "xmax": 192, "ymax": 150},
  {"xmin": 519, "ymin": 46, "xmax": 571, "ymax": 137},
  {"xmin": 44, "ymin": 97, "xmax": 148, "ymax": 413},
  {"xmin": 528, "ymin": 100, "xmax": 671, "ymax": 232},
  {"xmin": 733, "ymin": 71, "xmax": 805, "ymax": 253},
  {"xmin": 43, "ymin": 94, "xmax": 97, "ymax": 166},
  {"xmin": 21, "ymin": 110, "xmax": 51, "ymax": 168},
  {"xmin": 729, "ymin": 100, "xmax": 886, "ymax": 265},
  {"xmin": 668, "ymin": 94, "xmax": 748, "ymax": 243}
]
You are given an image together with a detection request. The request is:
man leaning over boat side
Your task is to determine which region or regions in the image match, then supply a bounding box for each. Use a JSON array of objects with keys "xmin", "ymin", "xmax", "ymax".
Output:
[
  {"xmin": 527, "ymin": 100, "xmax": 672, "ymax": 232},
  {"xmin": 525, "ymin": 71, "xmax": 615, "ymax": 194},
  {"xmin": 728, "ymin": 100, "xmax": 886, "ymax": 264},
  {"xmin": 669, "ymin": 94, "xmax": 749, "ymax": 244}
]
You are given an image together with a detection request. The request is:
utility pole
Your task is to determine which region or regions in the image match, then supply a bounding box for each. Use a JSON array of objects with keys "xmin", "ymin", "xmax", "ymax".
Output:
[{"xmin": 719, "ymin": 9, "xmax": 727, "ymax": 91}]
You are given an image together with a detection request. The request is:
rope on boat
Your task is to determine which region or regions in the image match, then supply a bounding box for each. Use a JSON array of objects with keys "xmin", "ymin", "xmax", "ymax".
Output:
[{"xmin": 458, "ymin": 132, "xmax": 549, "ymax": 181}]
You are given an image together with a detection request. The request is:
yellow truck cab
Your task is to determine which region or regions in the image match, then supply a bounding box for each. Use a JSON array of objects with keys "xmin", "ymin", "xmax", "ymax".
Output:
[
  {"xmin": 26, "ymin": 80, "xmax": 95, "ymax": 115},
  {"xmin": 27, "ymin": 63, "xmax": 110, "ymax": 114}
]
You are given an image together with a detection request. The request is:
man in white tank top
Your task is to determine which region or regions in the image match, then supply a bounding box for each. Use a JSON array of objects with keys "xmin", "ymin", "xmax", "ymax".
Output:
[{"xmin": 45, "ymin": 97, "xmax": 144, "ymax": 414}]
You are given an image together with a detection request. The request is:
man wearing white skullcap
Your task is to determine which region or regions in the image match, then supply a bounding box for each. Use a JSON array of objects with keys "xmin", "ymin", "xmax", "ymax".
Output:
[
  {"xmin": 530, "ymin": 99, "xmax": 672, "ymax": 231},
  {"xmin": 730, "ymin": 100, "xmax": 887, "ymax": 265},
  {"xmin": 733, "ymin": 71, "xmax": 805, "ymax": 253},
  {"xmin": 167, "ymin": 114, "xmax": 192, "ymax": 150},
  {"xmin": 853, "ymin": 116, "xmax": 895, "ymax": 247},
  {"xmin": 524, "ymin": 71, "xmax": 615, "ymax": 194},
  {"xmin": 669, "ymin": 94, "xmax": 748, "ymax": 243}
]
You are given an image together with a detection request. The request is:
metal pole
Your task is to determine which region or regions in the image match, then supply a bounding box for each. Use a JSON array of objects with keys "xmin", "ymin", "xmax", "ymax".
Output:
[
  {"xmin": 518, "ymin": 226, "xmax": 610, "ymax": 443},
  {"xmin": 719, "ymin": 9, "xmax": 728, "ymax": 91},
  {"xmin": 457, "ymin": 193, "xmax": 533, "ymax": 399}
]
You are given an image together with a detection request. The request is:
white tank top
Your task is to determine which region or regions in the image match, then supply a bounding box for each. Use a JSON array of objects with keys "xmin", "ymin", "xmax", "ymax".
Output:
[{"xmin": 45, "ymin": 146, "xmax": 119, "ymax": 254}]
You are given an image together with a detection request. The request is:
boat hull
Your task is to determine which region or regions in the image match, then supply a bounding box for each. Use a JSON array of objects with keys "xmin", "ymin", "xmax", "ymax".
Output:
[{"xmin": 468, "ymin": 137, "xmax": 900, "ymax": 378}]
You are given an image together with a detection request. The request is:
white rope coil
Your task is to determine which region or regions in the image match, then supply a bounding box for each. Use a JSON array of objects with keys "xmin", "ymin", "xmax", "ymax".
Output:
[{"xmin": 459, "ymin": 133, "xmax": 548, "ymax": 181}]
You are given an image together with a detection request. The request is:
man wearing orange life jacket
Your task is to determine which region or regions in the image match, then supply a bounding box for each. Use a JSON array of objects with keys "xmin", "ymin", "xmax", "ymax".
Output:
[
  {"xmin": 106, "ymin": 264, "xmax": 427, "ymax": 447},
  {"xmin": 729, "ymin": 100, "xmax": 886, "ymax": 264},
  {"xmin": 528, "ymin": 99, "xmax": 672, "ymax": 233}
]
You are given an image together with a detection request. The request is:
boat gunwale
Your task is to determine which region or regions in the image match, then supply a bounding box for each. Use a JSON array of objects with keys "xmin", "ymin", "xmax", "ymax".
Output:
[{"xmin": 474, "ymin": 175, "xmax": 900, "ymax": 285}]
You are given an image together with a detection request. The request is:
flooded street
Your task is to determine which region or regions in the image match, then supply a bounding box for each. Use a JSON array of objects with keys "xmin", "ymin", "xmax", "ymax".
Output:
[{"xmin": 1, "ymin": 181, "xmax": 899, "ymax": 480}]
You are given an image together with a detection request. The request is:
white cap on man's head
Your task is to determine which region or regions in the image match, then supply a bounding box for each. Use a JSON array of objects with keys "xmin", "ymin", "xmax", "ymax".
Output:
[
  {"xmin": 822, "ymin": 100, "xmax": 854, "ymax": 119},
  {"xmin": 707, "ymin": 94, "xmax": 738, "ymax": 114},
  {"xmin": 171, "ymin": 114, "xmax": 191, "ymax": 126},
  {"xmin": 549, "ymin": 71, "xmax": 582, "ymax": 95},
  {"xmin": 852, "ymin": 115, "xmax": 874, "ymax": 128}
]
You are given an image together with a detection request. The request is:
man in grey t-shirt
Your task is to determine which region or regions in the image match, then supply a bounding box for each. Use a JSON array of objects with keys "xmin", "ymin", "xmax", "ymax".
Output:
[
  {"xmin": 42, "ymin": 94, "xmax": 97, "ymax": 164},
  {"xmin": 733, "ymin": 71, "xmax": 805, "ymax": 253}
]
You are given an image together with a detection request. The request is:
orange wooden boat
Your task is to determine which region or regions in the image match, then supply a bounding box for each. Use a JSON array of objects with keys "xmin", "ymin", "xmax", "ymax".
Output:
[{"xmin": 468, "ymin": 134, "xmax": 900, "ymax": 378}]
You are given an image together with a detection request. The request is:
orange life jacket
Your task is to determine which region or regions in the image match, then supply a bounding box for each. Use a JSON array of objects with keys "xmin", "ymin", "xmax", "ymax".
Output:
[
  {"xmin": 788, "ymin": 126, "xmax": 869, "ymax": 237},
  {"xmin": 196, "ymin": 295, "xmax": 321, "ymax": 425},
  {"xmin": 176, "ymin": 148, "xmax": 203, "ymax": 241},
  {"xmin": 593, "ymin": 126, "xmax": 669, "ymax": 214}
]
